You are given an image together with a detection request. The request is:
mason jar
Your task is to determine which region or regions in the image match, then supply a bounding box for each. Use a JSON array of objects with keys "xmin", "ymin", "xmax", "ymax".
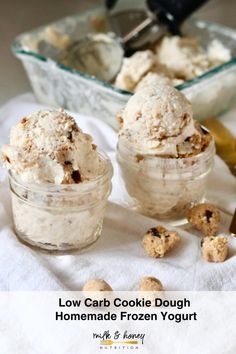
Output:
[
  {"xmin": 117, "ymin": 137, "xmax": 215, "ymax": 224},
  {"xmin": 9, "ymin": 151, "xmax": 113, "ymax": 251}
]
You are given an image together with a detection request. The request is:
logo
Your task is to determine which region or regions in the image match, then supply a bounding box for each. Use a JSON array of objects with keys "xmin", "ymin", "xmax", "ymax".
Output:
[{"xmin": 93, "ymin": 330, "xmax": 145, "ymax": 350}]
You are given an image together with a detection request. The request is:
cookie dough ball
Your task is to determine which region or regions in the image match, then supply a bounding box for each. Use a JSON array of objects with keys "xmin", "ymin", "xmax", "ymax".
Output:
[
  {"xmin": 139, "ymin": 276, "xmax": 164, "ymax": 291},
  {"xmin": 187, "ymin": 203, "xmax": 220, "ymax": 236},
  {"xmin": 201, "ymin": 236, "xmax": 228, "ymax": 262},
  {"xmin": 83, "ymin": 279, "xmax": 112, "ymax": 292},
  {"xmin": 142, "ymin": 226, "xmax": 180, "ymax": 258}
]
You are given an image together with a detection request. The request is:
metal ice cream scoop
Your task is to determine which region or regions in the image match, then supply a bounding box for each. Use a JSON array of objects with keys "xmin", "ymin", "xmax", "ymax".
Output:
[
  {"xmin": 61, "ymin": 33, "xmax": 124, "ymax": 82},
  {"xmin": 63, "ymin": 0, "xmax": 208, "ymax": 82}
]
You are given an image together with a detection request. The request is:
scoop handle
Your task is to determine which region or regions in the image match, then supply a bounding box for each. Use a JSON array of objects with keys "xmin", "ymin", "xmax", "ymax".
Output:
[
  {"xmin": 147, "ymin": 0, "xmax": 209, "ymax": 24},
  {"xmin": 105, "ymin": 0, "xmax": 118, "ymax": 10}
]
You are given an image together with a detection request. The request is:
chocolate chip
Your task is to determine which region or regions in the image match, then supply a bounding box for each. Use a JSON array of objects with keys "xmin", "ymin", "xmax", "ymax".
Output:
[
  {"xmin": 136, "ymin": 154, "xmax": 144, "ymax": 162},
  {"xmin": 159, "ymin": 132, "xmax": 167, "ymax": 140},
  {"xmin": 22, "ymin": 191, "xmax": 28, "ymax": 199},
  {"xmin": 200, "ymin": 239, "xmax": 204, "ymax": 247},
  {"xmin": 184, "ymin": 137, "xmax": 191, "ymax": 142},
  {"xmin": 72, "ymin": 122, "xmax": 78, "ymax": 130},
  {"xmin": 20, "ymin": 117, "xmax": 28, "ymax": 124},
  {"xmin": 71, "ymin": 170, "xmax": 81, "ymax": 183},
  {"xmin": 149, "ymin": 228, "xmax": 161, "ymax": 238},
  {"xmin": 205, "ymin": 210, "xmax": 213, "ymax": 222},
  {"xmin": 67, "ymin": 131, "xmax": 73, "ymax": 142},
  {"xmin": 64, "ymin": 160, "xmax": 72, "ymax": 165}
]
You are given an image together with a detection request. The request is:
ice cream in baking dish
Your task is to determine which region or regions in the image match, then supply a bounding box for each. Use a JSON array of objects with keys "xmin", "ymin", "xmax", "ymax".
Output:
[{"xmin": 115, "ymin": 36, "xmax": 231, "ymax": 92}]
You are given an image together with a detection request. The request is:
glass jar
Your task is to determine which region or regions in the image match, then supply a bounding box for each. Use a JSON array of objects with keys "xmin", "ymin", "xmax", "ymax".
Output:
[
  {"xmin": 9, "ymin": 151, "xmax": 113, "ymax": 251},
  {"xmin": 117, "ymin": 137, "xmax": 215, "ymax": 224}
]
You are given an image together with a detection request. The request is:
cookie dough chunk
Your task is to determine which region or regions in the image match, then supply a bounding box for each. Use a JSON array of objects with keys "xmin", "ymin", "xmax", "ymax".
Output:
[
  {"xmin": 139, "ymin": 276, "xmax": 164, "ymax": 291},
  {"xmin": 201, "ymin": 236, "xmax": 228, "ymax": 262},
  {"xmin": 142, "ymin": 226, "xmax": 180, "ymax": 258},
  {"xmin": 114, "ymin": 50, "xmax": 156, "ymax": 91},
  {"xmin": 83, "ymin": 279, "xmax": 112, "ymax": 292},
  {"xmin": 187, "ymin": 203, "xmax": 220, "ymax": 236}
]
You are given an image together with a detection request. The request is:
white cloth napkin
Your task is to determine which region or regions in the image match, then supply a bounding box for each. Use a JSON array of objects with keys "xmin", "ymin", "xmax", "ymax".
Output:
[{"xmin": 0, "ymin": 93, "xmax": 236, "ymax": 291}]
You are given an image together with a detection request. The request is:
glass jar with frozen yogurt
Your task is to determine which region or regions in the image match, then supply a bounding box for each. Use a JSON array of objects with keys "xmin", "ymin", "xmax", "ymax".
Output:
[
  {"xmin": 1, "ymin": 109, "xmax": 112, "ymax": 251},
  {"xmin": 116, "ymin": 85, "xmax": 215, "ymax": 223}
]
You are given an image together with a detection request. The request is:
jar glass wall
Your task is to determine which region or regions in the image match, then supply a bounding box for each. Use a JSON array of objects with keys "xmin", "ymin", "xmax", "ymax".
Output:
[
  {"xmin": 9, "ymin": 151, "xmax": 113, "ymax": 251},
  {"xmin": 117, "ymin": 138, "xmax": 215, "ymax": 224}
]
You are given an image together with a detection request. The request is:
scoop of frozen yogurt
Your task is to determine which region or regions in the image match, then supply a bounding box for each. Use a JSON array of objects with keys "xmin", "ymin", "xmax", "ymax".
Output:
[{"xmin": 1, "ymin": 109, "xmax": 105, "ymax": 184}]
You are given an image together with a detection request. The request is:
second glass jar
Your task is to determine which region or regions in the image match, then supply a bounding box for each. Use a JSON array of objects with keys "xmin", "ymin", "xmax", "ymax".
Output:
[{"xmin": 117, "ymin": 138, "xmax": 215, "ymax": 224}]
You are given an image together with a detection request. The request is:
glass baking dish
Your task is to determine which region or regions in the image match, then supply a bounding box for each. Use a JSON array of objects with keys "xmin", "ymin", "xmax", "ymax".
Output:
[{"xmin": 12, "ymin": 5, "xmax": 236, "ymax": 129}]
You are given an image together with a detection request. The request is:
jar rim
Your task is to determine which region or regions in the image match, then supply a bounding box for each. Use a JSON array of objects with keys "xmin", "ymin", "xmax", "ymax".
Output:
[
  {"xmin": 9, "ymin": 149, "xmax": 113, "ymax": 195},
  {"xmin": 117, "ymin": 130, "xmax": 215, "ymax": 167}
]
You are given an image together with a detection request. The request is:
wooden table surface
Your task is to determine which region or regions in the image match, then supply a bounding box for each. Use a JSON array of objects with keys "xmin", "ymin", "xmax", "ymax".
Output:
[{"xmin": 0, "ymin": 0, "xmax": 235, "ymax": 105}]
